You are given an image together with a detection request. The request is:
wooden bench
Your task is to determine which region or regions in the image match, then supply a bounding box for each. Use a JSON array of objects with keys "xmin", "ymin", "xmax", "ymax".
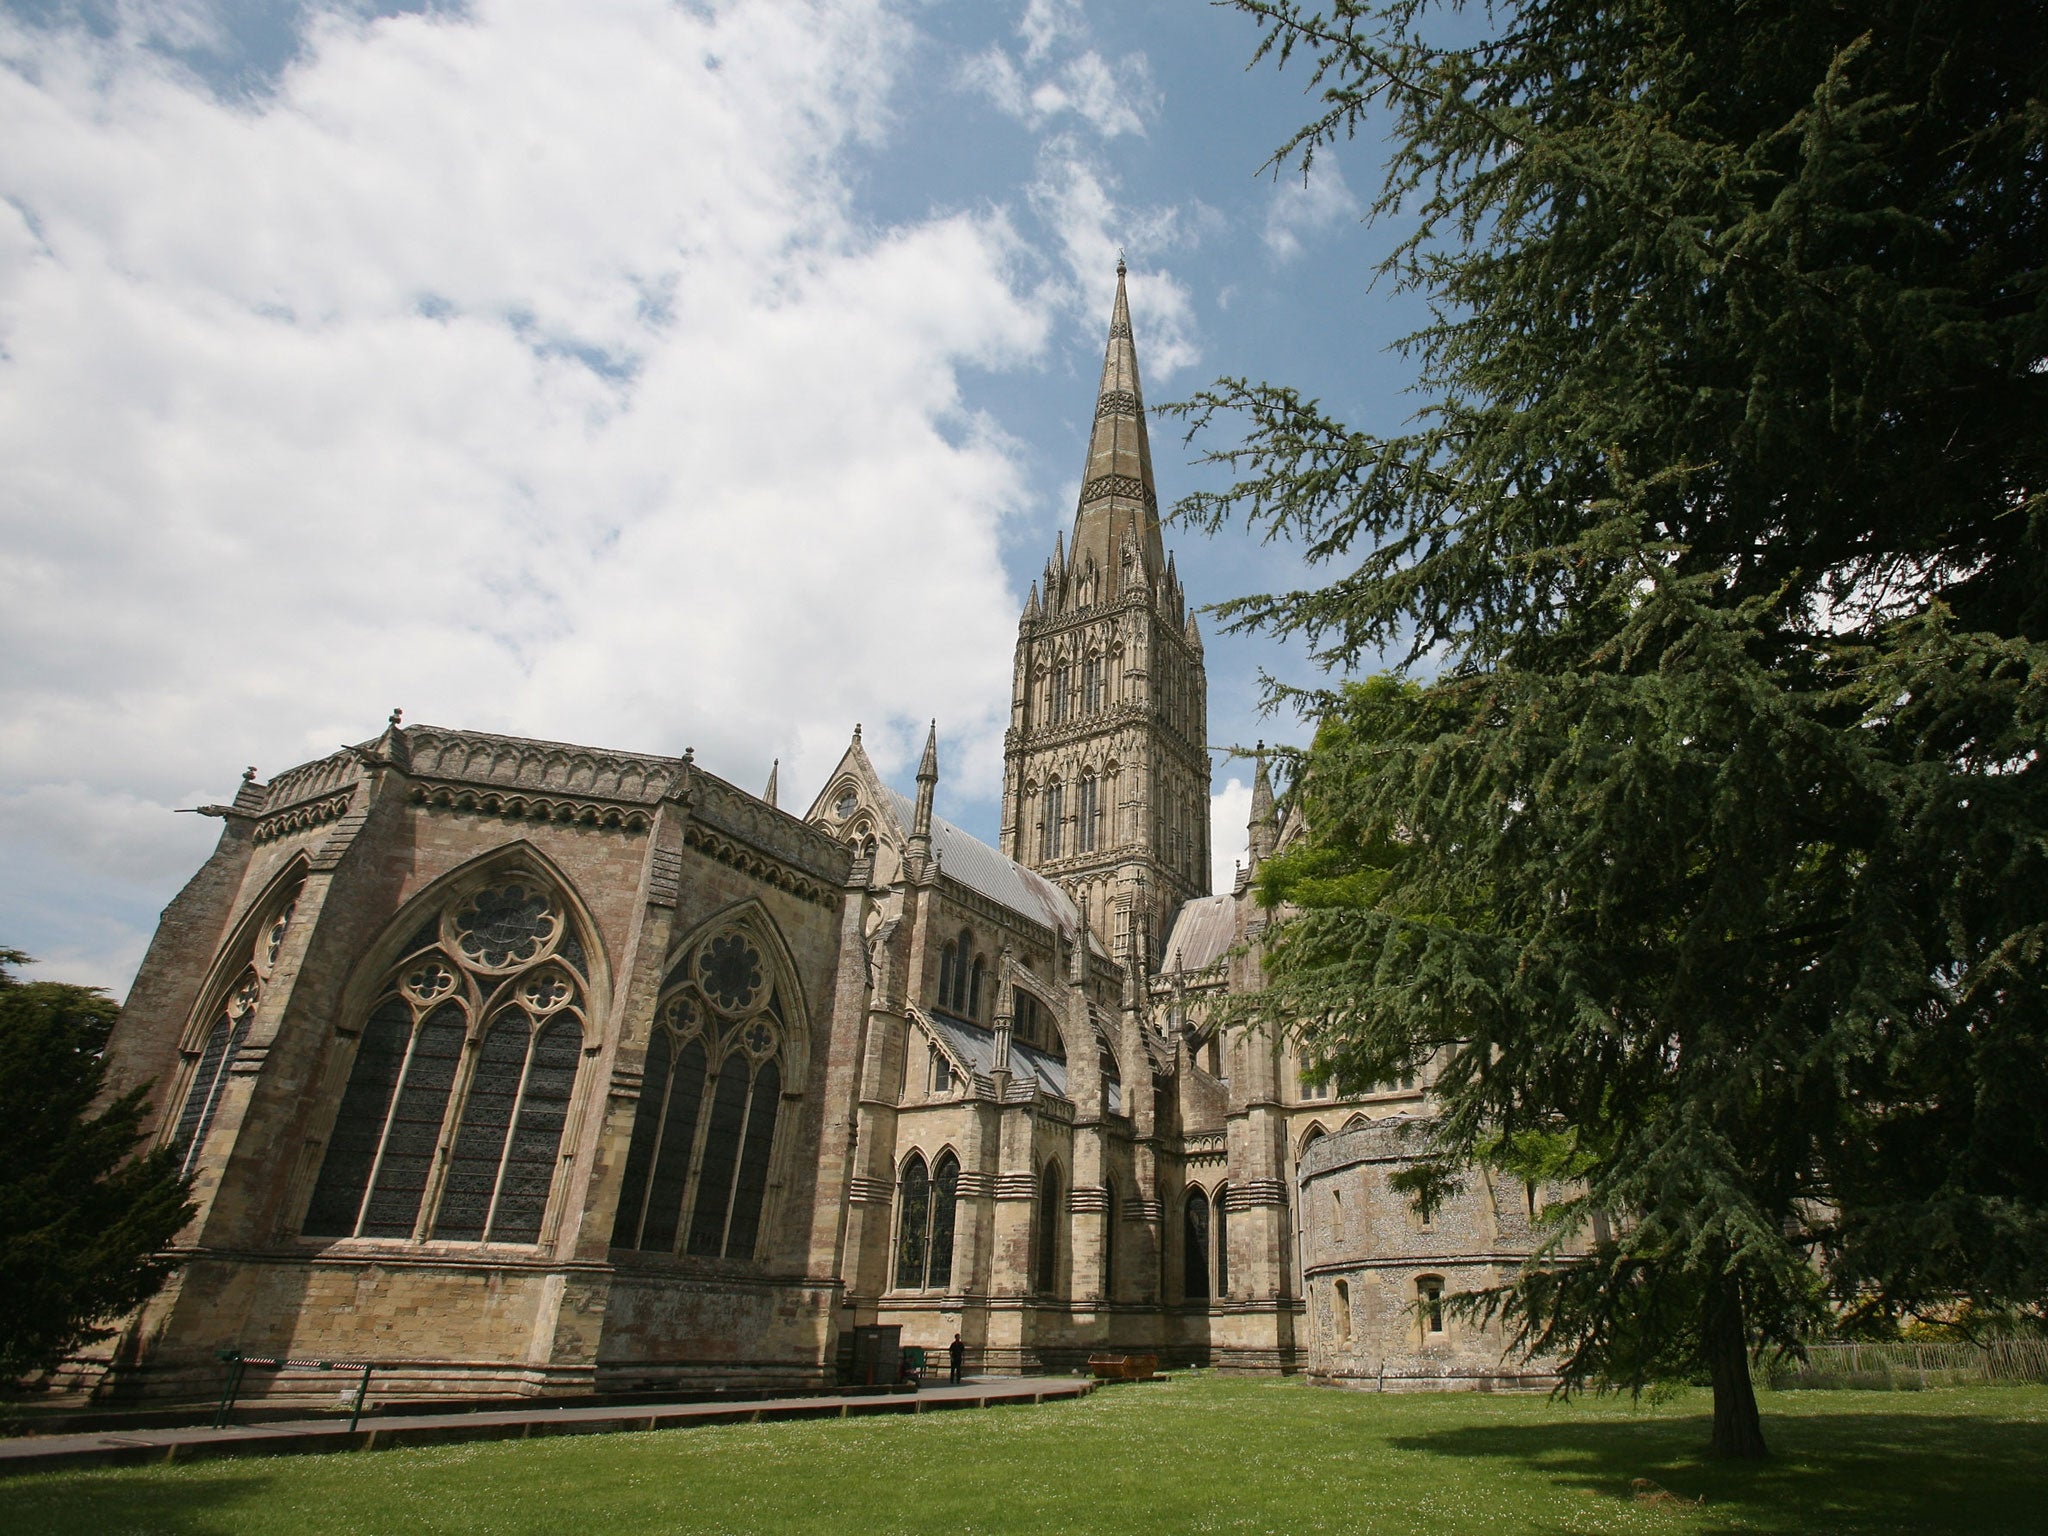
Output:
[{"xmin": 1086, "ymin": 1353, "xmax": 1160, "ymax": 1382}]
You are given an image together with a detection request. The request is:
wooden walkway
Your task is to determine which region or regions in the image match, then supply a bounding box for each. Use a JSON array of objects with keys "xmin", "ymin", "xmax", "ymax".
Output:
[{"xmin": 0, "ymin": 1377, "xmax": 1095, "ymax": 1477}]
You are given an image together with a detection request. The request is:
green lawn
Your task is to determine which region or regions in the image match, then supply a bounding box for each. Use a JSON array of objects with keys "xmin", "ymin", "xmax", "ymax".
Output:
[{"xmin": 5, "ymin": 1375, "xmax": 2046, "ymax": 1535}]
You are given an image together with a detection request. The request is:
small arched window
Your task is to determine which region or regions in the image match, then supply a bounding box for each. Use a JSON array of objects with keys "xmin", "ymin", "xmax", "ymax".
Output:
[
  {"xmin": 1418, "ymin": 1275, "xmax": 1445, "ymax": 1335},
  {"xmin": 1049, "ymin": 662, "xmax": 1070, "ymax": 724},
  {"xmin": 1334, "ymin": 1278, "xmax": 1353, "ymax": 1344},
  {"xmin": 950, "ymin": 928, "xmax": 973, "ymax": 1011},
  {"xmin": 968, "ymin": 956, "xmax": 986, "ymax": 1018},
  {"xmin": 1077, "ymin": 774, "xmax": 1098, "ymax": 854},
  {"xmin": 937, "ymin": 943, "xmax": 957, "ymax": 1013},
  {"xmin": 1040, "ymin": 779, "xmax": 1064, "ymax": 861},
  {"xmin": 929, "ymin": 1152, "xmax": 960, "ymax": 1290},
  {"xmin": 1082, "ymin": 654, "xmax": 1104, "ymax": 714},
  {"xmin": 1102, "ymin": 1177, "xmax": 1118, "ymax": 1299},
  {"xmin": 1183, "ymin": 1187, "xmax": 1211, "ymax": 1302},
  {"xmin": 1035, "ymin": 1161, "xmax": 1062, "ymax": 1294},
  {"xmin": 1214, "ymin": 1183, "xmax": 1230, "ymax": 1298}
]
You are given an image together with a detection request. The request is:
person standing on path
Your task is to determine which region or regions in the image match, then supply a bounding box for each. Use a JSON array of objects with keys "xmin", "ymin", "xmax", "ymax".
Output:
[{"xmin": 948, "ymin": 1333, "xmax": 965, "ymax": 1384}]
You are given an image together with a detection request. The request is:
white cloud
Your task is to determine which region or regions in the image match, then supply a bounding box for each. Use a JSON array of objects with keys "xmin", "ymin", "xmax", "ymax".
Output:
[
  {"xmin": 0, "ymin": 0, "xmax": 1056, "ymax": 992},
  {"xmin": 1211, "ymin": 775, "xmax": 1251, "ymax": 897},
  {"xmin": 1018, "ymin": 0, "xmax": 1087, "ymax": 63},
  {"xmin": 960, "ymin": 0, "xmax": 1156, "ymax": 141},
  {"xmin": 1028, "ymin": 138, "xmax": 1199, "ymax": 378},
  {"xmin": 1262, "ymin": 159, "xmax": 1360, "ymax": 262}
]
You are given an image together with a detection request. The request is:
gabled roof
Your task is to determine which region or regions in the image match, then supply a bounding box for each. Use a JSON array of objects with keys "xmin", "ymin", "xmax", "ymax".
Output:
[
  {"xmin": 1162, "ymin": 893, "xmax": 1236, "ymax": 976},
  {"xmin": 878, "ymin": 787, "xmax": 1106, "ymax": 955}
]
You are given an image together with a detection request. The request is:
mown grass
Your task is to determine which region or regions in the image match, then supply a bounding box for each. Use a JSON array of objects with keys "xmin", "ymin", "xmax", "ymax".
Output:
[{"xmin": 5, "ymin": 1374, "xmax": 2045, "ymax": 1535}]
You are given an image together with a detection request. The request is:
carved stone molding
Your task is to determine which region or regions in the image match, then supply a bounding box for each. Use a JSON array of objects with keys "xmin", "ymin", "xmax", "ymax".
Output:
[
  {"xmin": 1095, "ymin": 389, "xmax": 1141, "ymax": 419},
  {"xmin": 1078, "ymin": 473, "xmax": 1157, "ymax": 510},
  {"xmin": 408, "ymin": 782, "xmax": 655, "ymax": 833},
  {"xmin": 849, "ymin": 1176, "xmax": 896, "ymax": 1205},
  {"xmin": 994, "ymin": 1172, "xmax": 1038, "ymax": 1201},
  {"xmin": 253, "ymin": 789, "xmax": 356, "ymax": 845}
]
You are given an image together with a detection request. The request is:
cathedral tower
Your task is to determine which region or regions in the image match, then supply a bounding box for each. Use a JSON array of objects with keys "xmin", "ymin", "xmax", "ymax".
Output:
[{"xmin": 1000, "ymin": 263, "xmax": 1211, "ymax": 962}]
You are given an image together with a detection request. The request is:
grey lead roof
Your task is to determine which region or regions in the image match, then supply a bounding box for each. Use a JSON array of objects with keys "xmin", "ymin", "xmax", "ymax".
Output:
[
  {"xmin": 1161, "ymin": 893, "xmax": 1236, "ymax": 975},
  {"xmin": 926, "ymin": 1010, "xmax": 1079, "ymax": 1103},
  {"xmin": 880, "ymin": 788, "xmax": 1107, "ymax": 956}
]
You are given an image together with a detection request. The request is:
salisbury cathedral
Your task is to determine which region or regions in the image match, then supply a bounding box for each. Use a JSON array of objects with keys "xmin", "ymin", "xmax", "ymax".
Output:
[{"xmin": 98, "ymin": 268, "xmax": 1555, "ymax": 1403}]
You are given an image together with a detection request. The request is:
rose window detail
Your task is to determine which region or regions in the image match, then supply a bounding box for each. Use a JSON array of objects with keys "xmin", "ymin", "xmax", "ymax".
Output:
[
  {"xmin": 698, "ymin": 933, "xmax": 764, "ymax": 1013},
  {"xmin": 454, "ymin": 882, "xmax": 559, "ymax": 969}
]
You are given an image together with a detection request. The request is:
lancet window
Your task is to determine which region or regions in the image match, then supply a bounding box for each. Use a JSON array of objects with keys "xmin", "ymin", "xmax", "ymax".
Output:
[
  {"xmin": 1048, "ymin": 662, "xmax": 1070, "ymax": 724},
  {"xmin": 1081, "ymin": 654, "xmax": 1104, "ymax": 714},
  {"xmin": 1041, "ymin": 778, "xmax": 1064, "ymax": 860},
  {"xmin": 894, "ymin": 1150, "xmax": 960, "ymax": 1291},
  {"xmin": 303, "ymin": 873, "xmax": 589, "ymax": 1244},
  {"xmin": 610, "ymin": 925, "xmax": 789, "ymax": 1262},
  {"xmin": 171, "ymin": 879, "xmax": 302, "ymax": 1179},
  {"xmin": 1183, "ymin": 1187, "xmax": 1211, "ymax": 1301},
  {"xmin": 1214, "ymin": 1183, "xmax": 1231, "ymax": 1298},
  {"xmin": 1077, "ymin": 773, "xmax": 1098, "ymax": 853},
  {"xmin": 1035, "ymin": 1161, "xmax": 1062, "ymax": 1294}
]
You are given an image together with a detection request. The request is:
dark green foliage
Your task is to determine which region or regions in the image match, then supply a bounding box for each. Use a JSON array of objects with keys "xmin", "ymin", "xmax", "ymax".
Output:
[
  {"xmin": 1179, "ymin": 0, "xmax": 2048, "ymax": 1458},
  {"xmin": 0, "ymin": 949, "xmax": 193, "ymax": 1381}
]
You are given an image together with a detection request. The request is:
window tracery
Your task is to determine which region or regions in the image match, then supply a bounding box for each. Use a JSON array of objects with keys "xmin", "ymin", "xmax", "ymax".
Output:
[
  {"xmin": 893, "ymin": 1150, "xmax": 959, "ymax": 1291},
  {"xmin": 171, "ymin": 880, "xmax": 302, "ymax": 1180},
  {"xmin": 303, "ymin": 873, "xmax": 589, "ymax": 1244},
  {"xmin": 610, "ymin": 925, "xmax": 788, "ymax": 1262}
]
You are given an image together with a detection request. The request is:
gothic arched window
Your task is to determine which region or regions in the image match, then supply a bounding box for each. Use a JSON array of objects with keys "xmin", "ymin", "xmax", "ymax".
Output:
[
  {"xmin": 1077, "ymin": 774, "xmax": 1098, "ymax": 853},
  {"xmin": 609, "ymin": 925, "xmax": 788, "ymax": 1261},
  {"xmin": 1081, "ymin": 654, "xmax": 1104, "ymax": 714},
  {"xmin": 1041, "ymin": 779, "xmax": 1064, "ymax": 861},
  {"xmin": 892, "ymin": 1150, "xmax": 960, "ymax": 1291},
  {"xmin": 170, "ymin": 880, "xmax": 302, "ymax": 1179},
  {"xmin": 303, "ymin": 873, "xmax": 589, "ymax": 1244},
  {"xmin": 895, "ymin": 1153, "xmax": 930, "ymax": 1290},
  {"xmin": 949, "ymin": 928, "xmax": 972, "ymax": 1011},
  {"xmin": 937, "ymin": 943, "xmax": 957, "ymax": 1013},
  {"xmin": 1102, "ymin": 1177, "xmax": 1119, "ymax": 1299},
  {"xmin": 1050, "ymin": 661, "xmax": 1070, "ymax": 724},
  {"xmin": 1214, "ymin": 1183, "xmax": 1231, "ymax": 1299},
  {"xmin": 1035, "ymin": 1161, "xmax": 1062, "ymax": 1294},
  {"xmin": 1183, "ymin": 1187, "xmax": 1211, "ymax": 1301},
  {"xmin": 968, "ymin": 956, "xmax": 986, "ymax": 1018}
]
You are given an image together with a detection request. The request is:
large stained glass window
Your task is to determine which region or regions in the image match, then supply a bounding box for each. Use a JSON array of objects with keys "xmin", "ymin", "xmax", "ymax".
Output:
[
  {"xmin": 303, "ymin": 873, "xmax": 588, "ymax": 1244},
  {"xmin": 610, "ymin": 926, "xmax": 787, "ymax": 1262}
]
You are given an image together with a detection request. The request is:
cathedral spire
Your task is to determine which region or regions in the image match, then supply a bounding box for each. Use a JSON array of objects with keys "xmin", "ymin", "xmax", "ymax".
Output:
[{"xmin": 1071, "ymin": 259, "xmax": 1164, "ymax": 592}]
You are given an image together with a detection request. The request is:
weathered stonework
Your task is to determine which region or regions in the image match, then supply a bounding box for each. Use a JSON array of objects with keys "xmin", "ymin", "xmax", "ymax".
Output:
[{"xmin": 86, "ymin": 272, "xmax": 1546, "ymax": 1406}]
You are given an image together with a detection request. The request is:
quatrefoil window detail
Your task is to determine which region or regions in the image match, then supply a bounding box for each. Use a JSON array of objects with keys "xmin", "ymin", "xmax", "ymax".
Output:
[
  {"xmin": 743, "ymin": 1021, "xmax": 775, "ymax": 1057},
  {"xmin": 227, "ymin": 975, "xmax": 261, "ymax": 1020},
  {"xmin": 522, "ymin": 972, "xmax": 571, "ymax": 1012},
  {"xmin": 698, "ymin": 934, "xmax": 764, "ymax": 1013},
  {"xmin": 454, "ymin": 882, "xmax": 559, "ymax": 969},
  {"xmin": 263, "ymin": 903, "xmax": 295, "ymax": 972},
  {"xmin": 404, "ymin": 959, "xmax": 457, "ymax": 1002}
]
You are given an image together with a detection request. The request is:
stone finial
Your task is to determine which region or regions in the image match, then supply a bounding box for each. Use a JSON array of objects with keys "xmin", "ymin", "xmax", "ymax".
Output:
[
  {"xmin": 242, "ymin": 766, "xmax": 258, "ymax": 783},
  {"xmin": 764, "ymin": 758, "xmax": 779, "ymax": 808},
  {"xmin": 853, "ymin": 723, "xmax": 862, "ymax": 743},
  {"xmin": 388, "ymin": 706, "xmax": 403, "ymax": 728}
]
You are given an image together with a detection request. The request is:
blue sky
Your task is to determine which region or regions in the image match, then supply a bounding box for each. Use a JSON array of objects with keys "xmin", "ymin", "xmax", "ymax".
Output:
[{"xmin": 0, "ymin": 0, "xmax": 1422, "ymax": 994}]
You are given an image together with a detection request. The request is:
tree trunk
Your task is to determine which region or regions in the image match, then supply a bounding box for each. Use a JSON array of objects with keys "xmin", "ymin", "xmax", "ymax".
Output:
[{"xmin": 1704, "ymin": 1275, "xmax": 1769, "ymax": 1460}]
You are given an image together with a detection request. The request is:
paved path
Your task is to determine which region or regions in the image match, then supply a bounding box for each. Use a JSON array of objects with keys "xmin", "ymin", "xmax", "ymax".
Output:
[{"xmin": 0, "ymin": 1377, "xmax": 1095, "ymax": 1477}]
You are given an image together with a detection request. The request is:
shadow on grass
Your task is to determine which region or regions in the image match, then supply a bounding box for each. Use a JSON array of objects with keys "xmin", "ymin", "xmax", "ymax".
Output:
[
  {"xmin": 1386, "ymin": 1404, "xmax": 2048, "ymax": 1535},
  {"xmin": 0, "ymin": 1465, "xmax": 278, "ymax": 1536}
]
